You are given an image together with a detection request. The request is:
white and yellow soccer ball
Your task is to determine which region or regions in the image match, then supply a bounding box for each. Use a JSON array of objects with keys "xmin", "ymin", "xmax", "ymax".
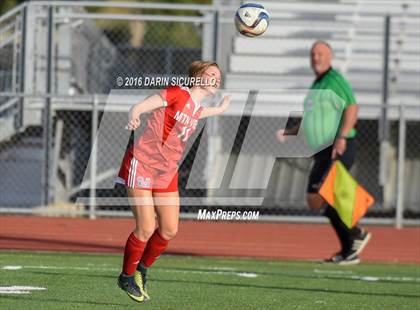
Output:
[{"xmin": 234, "ymin": 3, "xmax": 269, "ymax": 37}]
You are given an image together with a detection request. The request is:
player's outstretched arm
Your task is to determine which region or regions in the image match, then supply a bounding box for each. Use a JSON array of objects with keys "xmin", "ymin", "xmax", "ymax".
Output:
[
  {"xmin": 199, "ymin": 95, "xmax": 231, "ymax": 119},
  {"xmin": 126, "ymin": 94, "xmax": 164, "ymax": 130}
]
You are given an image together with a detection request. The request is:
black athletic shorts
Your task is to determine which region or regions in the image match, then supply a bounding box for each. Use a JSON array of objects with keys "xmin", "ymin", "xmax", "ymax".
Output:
[{"xmin": 307, "ymin": 138, "xmax": 356, "ymax": 194}]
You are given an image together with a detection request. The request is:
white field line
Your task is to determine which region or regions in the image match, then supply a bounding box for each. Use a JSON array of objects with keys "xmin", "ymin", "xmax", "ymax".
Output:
[
  {"xmin": 314, "ymin": 269, "xmax": 354, "ymax": 275},
  {"xmin": 1, "ymin": 266, "xmax": 22, "ymax": 270},
  {"xmin": 0, "ymin": 286, "xmax": 47, "ymax": 295},
  {"xmin": 208, "ymin": 267, "xmax": 237, "ymax": 271},
  {"xmin": 1, "ymin": 265, "xmax": 254, "ymax": 278},
  {"xmin": 156, "ymin": 268, "xmax": 258, "ymax": 278},
  {"xmin": 2, "ymin": 265, "xmax": 419, "ymax": 283},
  {"xmin": 2, "ymin": 265, "xmax": 120, "ymax": 272},
  {"xmin": 314, "ymin": 268, "xmax": 420, "ymax": 282},
  {"xmin": 0, "ymin": 290, "xmax": 29, "ymax": 294}
]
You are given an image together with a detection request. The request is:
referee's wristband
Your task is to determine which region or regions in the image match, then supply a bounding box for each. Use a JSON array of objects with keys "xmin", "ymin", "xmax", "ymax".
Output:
[{"xmin": 337, "ymin": 135, "xmax": 347, "ymax": 139}]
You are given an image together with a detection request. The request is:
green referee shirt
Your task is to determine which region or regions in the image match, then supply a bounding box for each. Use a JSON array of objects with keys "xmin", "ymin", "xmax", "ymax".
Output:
[{"xmin": 302, "ymin": 67, "xmax": 357, "ymax": 151}]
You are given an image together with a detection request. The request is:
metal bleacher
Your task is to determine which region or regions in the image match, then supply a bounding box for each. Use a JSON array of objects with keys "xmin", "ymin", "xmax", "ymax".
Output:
[
  {"xmin": 0, "ymin": 2, "xmax": 116, "ymax": 207},
  {"xmin": 215, "ymin": 0, "xmax": 420, "ymax": 213},
  {"xmin": 225, "ymin": 0, "xmax": 420, "ymax": 118}
]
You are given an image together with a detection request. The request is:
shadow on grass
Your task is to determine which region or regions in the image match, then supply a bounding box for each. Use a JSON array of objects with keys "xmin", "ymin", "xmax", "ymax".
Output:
[
  {"xmin": 152, "ymin": 277, "xmax": 420, "ymax": 299},
  {"xmin": 0, "ymin": 236, "xmax": 198, "ymax": 257},
  {"xmin": 156, "ymin": 266, "xmax": 420, "ymax": 285},
  {"xmin": 0, "ymin": 235, "xmax": 122, "ymax": 252},
  {"xmin": 0, "ymin": 295, "xmax": 130, "ymax": 307},
  {"xmin": 30, "ymin": 271, "xmax": 116, "ymax": 279},
  {"xmin": 27, "ymin": 269, "xmax": 420, "ymax": 300}
]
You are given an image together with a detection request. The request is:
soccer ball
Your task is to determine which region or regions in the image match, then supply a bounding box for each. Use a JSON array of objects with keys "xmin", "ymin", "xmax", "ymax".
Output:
[{"xmin": 234, "ymin": 3, "xmax": 269, "ymax": 37}]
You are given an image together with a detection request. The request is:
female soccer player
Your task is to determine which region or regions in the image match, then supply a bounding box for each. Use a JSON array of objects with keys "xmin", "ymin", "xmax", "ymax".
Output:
[{"xmin": 115, "ymin": 61, "xmax": 230, "ymax": 302}]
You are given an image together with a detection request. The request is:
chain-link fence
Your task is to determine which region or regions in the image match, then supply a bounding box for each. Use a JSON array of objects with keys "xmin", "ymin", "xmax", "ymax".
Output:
[
  {"xmin": 0, "ymin": 1, "xmax": 419, "ymax": 226},
  {"xmin": 404, "ymin": 121, "xmax": 420, "ymax": 214}
]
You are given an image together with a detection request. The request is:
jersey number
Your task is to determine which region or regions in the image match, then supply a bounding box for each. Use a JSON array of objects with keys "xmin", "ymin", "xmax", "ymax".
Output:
[{"xmin": 178, "ymin": 126, "xmax": 191, "ymax": 142}]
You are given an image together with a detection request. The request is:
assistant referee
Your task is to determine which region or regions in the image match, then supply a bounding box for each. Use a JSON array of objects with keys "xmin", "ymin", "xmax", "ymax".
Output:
[{"xmin": 277, "ymin": 41, "xmax": 371, "ymax": 265}]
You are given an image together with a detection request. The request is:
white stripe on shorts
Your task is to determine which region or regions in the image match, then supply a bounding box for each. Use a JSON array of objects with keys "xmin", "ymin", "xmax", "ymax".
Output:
[
  {"xmin": 128, "ymin": 157, "xmax": 134, "ymax": 188},
  {"xmin": 131, "ymin": 158, "xmax": 138, "ymax": 188}
]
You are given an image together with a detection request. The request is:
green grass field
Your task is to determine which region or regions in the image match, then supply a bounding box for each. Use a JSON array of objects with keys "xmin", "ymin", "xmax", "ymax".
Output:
[{"xmin": 0, "ymin": 251, "xmax": 419, "ymax": 310}]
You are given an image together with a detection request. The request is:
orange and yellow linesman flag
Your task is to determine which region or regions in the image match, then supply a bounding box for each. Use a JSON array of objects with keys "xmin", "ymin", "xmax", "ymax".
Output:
[{"xmin": 319, "ymin": 160, "xmax": 375, "ymax": 229}]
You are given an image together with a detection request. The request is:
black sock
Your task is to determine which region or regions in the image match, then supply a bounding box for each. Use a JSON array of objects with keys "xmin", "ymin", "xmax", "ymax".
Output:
[
  {"xmin": 349, "ymin": 226, "xmax": 362, "ymax": 238},
  {"xmin": 324, "ymin": 205, "xmax": 353, "ymax": 254}
]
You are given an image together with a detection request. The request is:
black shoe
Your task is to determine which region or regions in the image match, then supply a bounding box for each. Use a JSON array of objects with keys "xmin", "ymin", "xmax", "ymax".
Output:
[
  {"xmin": 352, "ymin": 230, "xmax": 372, "ymax": 255},
  {"xmin": 324, "ymin": 251, "xmax": 360, "ymax": 265},
  {"xmin": 324, "ymin": 252, "xmax": 344, "ymax": 263},
  {"xmin": 117, "ymin": 273, "xmax": 146, "ymax": 302},
  {"xmin": 135, "ymin": 264, "xmax": 150, "ymax": 300}
]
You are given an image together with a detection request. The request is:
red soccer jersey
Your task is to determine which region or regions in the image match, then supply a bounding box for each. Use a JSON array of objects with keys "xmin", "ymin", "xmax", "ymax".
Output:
[{"xmin": 133, "ymin": 85, "xmax": 203, "ymax": 171}]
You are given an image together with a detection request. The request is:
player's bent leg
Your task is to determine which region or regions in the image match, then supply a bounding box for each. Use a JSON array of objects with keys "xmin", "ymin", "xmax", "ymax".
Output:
[
  {"xmin": 136, "ymin": 230, "xmax": 171, "ymax": 300},
  {"xmin": 135, "ymin": 191, "xmax": 180, "ymax": 300},
  {"xmin": 118, "ymin": 188, "xmax": 155, "ymax": 302},
  {"xmin": 154, "ymin": 192, "xmax": 180, "ymax": 240},
  {"xmin": 128, "ymin": 188, "xmax": 157, "ymax": 241}
]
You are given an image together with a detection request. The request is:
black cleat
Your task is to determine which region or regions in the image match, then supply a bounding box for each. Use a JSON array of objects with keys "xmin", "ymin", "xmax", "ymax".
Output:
[
  {"xmin": 117, "ymin": 273, "xmax": 146, "ymax": 302},
  {"xmin": 324, "ymin": 252, "xmax": 344, "ymax": 264},
  {"xmin": 324, "ymin": 251, "xmax": 360, "ymax": 265},
  {"xmin": 352, "ymin": 230, "xmax": 372, "ymax": 255}
]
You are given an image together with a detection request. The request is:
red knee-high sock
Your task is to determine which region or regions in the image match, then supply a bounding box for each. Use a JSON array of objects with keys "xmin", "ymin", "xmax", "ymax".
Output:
[
  {"xmin": 140, "ymin": 230, "xmax": 170, "ymax": 268},
  {"xmin": 122, "ymin": 232, "xmax": 147, "ymax": 275}
]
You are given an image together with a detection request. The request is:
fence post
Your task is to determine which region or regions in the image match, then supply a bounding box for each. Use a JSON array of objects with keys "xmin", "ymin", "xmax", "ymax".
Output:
[
  {"xmin": 89, "ymin": 95, "xmax": 99, "ymax": 219},
  {"xmin": 201, "ymin": 12, "xmax": 214, "ymax": 61},
  {"xmin": 396, "ymin": 104, "xmax": 406, "ymax": 229},
  {"xmin": 42, "ymin": 6, "xmax": 54, "ymax": 205},
  {"xmin": 379, "ymin": 15, "xmax": 391, "ymax": 208},
  {"xmin": 17, "ymin": 5, "xmax": 27, "ymax": 130},
  {"xmin": 51, "ymin": 118, "xmax": 63, "ymax": 203},
  {"xmin": 380, "ymin": 15, "xmax": 391, "ymax": 141},
  {"xmin": 212, "ymin": 8, "xmax": 219, "ymax": 62}
]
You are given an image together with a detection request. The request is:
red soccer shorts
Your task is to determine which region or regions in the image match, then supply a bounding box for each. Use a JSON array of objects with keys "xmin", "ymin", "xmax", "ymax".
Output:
[{"xmin": 115, "ymin": 150, "xmax": 178, "ymax": 192}]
